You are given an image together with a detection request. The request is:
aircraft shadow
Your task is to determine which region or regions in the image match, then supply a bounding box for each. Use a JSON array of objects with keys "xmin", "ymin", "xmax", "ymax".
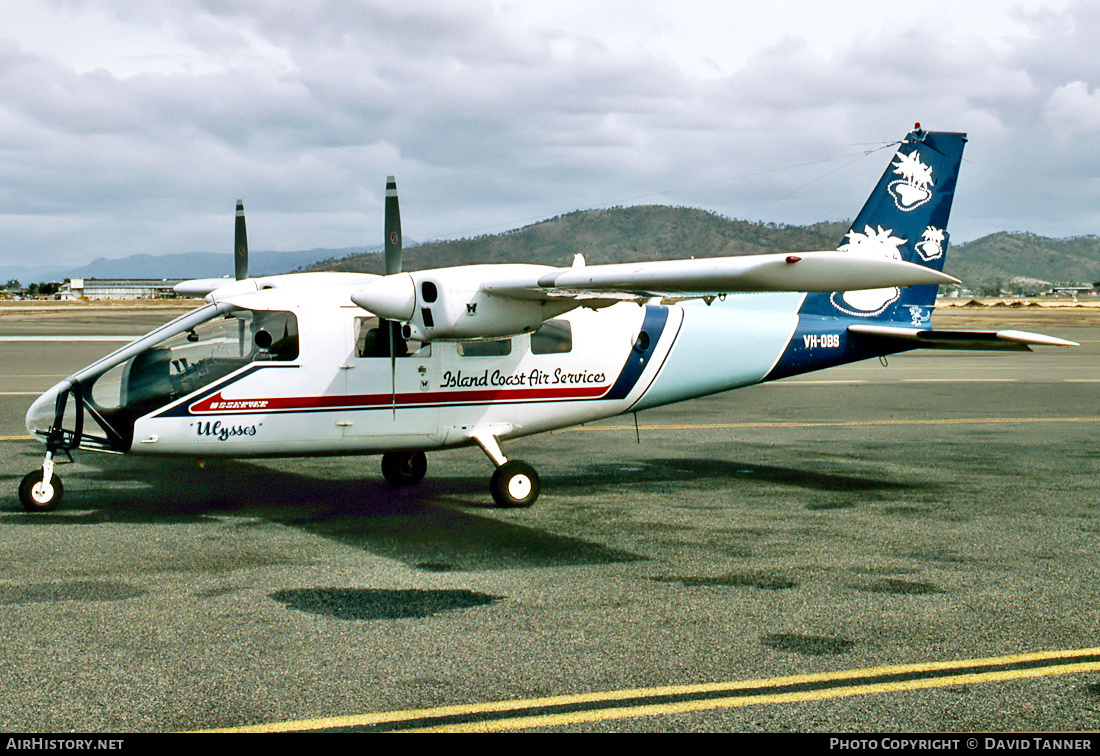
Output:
[
  {"xmin": 0, "ymin": 452, "xmax": 642, "ymax": 571},
  {"xmin": 552, "ymin": 456, "xmax": 922, "ymax": 494},
  {"xmin": 2, "ymin": 447, "xmax": 925, "ymax": 571}
]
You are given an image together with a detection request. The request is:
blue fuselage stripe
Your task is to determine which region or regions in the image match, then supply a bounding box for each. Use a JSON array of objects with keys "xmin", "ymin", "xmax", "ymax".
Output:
[{"xmin": 603, "ymin": 305, "xmax": 669, "ymax": 401}]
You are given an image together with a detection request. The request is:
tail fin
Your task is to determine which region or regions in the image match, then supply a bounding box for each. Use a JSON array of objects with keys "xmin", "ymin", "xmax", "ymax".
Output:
[
  {"xmin": 234, "ymin": 199, "xmax": 249, "ymax": 281},
  {"xmin": 799, "ymin": 125, "xmax": 966, "ymax": 324}
]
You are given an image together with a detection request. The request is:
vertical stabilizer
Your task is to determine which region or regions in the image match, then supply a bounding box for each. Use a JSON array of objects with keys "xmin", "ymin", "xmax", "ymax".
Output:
[
  {"xmin": 799, "ymin": 126, "xmax": 966, "ymax": 325},
  {"xmin": 234, "ymin": 200, "xmax": 248, "ymax": 281}
]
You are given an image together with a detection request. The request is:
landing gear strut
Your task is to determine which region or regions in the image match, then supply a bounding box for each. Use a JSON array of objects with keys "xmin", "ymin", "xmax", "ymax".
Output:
[
  {"xmin": 472, "ymin": 430, "xmax": 541, "ymax": 508},
  {"xmin": 381, "ymin": 450, "xmax": 427, "ymax": 486}
]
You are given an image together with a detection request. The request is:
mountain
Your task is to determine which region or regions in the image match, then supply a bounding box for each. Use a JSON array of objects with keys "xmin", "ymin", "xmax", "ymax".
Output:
[
  {"xmin": 308, "ymin": 206, "xmax": 851, "ymax": 273},
  {"xmin": 308, "ymin": 204, "xmax": 1100, "ymax": 291},
  {"xmin": 948, "ymin": 232, "xmax": 1100, "ymax": 292},
  {"xmin": 7, "ymin": 205, "xmax": 1099, "ymax": 292},
  {"xmin": 0, "ymin": 246, "xmax": 378, "ymax": 287}
]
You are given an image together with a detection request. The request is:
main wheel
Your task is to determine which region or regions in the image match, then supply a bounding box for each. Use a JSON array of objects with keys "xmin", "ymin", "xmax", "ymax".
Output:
[
  {"xmin": 489, "ymin": 460, "xmax": 541, "ymax": 508},
  {"xmin": 19, "ymin": 470, "xmax": 63, "ymax": 513},
  {"xmin": 381, "ymin": 451, "xmax": 428, "ymax": 486}
]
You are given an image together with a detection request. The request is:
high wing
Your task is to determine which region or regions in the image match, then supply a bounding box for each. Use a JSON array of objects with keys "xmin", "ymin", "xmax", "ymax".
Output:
[
  {"xmin": 848, "ymin": 324, "xmax": 1078, "ymax": 351},
  {"xmin": 352, "ymin": 252, "xmax": 958, "ymax": 341},
  {"xmin": 478, "ymin": 251, "xmax": 958, "ymax": 301}
]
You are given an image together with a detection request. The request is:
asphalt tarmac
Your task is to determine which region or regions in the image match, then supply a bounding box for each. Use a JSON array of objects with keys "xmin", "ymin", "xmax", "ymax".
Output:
[{"xmin": 1, "ymin": 303, "xmax": 1099, "ymax": 733}]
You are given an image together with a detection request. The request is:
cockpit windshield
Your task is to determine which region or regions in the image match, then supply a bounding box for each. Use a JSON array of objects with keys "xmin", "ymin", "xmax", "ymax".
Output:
[{"xmin": 26, "ymin": 305, "xmax": 298, "ymax": 453}]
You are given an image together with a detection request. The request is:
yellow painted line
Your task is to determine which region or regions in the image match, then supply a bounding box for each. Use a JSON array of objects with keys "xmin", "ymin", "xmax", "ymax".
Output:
[
  {"xmin": 570, "ymin": 416, "xmax": 1100, "ymax": 432},
  {"xmin": 902, "ymin": 378, "xmax": 1015, "ymax": 383},
  {"xmin": 0, "ymin": 435, "xmax": 31, "ymax": 441},
  {"xmin": 197, "ymin": 647, "xmax": 1100, "ymax": 733}
]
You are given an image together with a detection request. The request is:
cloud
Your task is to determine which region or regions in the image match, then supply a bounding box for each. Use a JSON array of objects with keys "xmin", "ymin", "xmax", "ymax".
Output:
[
  {"xmin": 1043, "ymin": 81, "xmax": 1100, "ymax": 137},
  {"xmin": 0, "ymin": 0, "xmax": 1098, "ymax": 267}
]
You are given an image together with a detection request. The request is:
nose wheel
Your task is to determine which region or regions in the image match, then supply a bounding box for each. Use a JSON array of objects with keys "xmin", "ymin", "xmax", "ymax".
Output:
[{"xmin": 19, "ymin": 455, "xmax": 63, "ymax": 512}]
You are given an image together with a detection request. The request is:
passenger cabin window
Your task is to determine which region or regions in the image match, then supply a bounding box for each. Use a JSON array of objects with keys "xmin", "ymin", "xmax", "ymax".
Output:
[
  {"xmin": 530, "ymin": 319, "xmax": 572, "ymax": 354},
  {"xmin": 457, "ymin": 338, "xmax": 511, "ymax": 357},
  {"xmin": 355, "ymin": 317, "xmax": 430, "ymax": 358}
]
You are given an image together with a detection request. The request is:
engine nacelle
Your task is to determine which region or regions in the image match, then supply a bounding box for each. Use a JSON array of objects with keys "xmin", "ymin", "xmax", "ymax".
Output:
[{"xmin": 351, "ymin": 265, "xmax": 576, "ymax": 341}]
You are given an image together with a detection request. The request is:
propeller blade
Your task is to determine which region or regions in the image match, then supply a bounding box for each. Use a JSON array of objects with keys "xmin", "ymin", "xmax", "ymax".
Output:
[
  {"xmin": 384, "ymin": 176, "xmax": 402, "ymax": 275},
  {"xmin": 382, "ymin": 176, "xmax": 404, "ymax": 412},
  {"xmin": 234, "ymin": 199, "xmax": 248, "ymax": 281}
]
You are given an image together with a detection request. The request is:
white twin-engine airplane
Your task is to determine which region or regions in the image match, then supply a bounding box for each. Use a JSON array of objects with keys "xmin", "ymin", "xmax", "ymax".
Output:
[{"xmin": 19, "ymin": 126, "xmax": 1076, "ymax": 512}]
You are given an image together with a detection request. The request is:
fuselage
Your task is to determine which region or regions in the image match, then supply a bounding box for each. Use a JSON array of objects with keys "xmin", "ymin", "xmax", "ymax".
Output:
[{"xmin": 26, "ymin": 278, "xmax": 884, "ymax": 459}]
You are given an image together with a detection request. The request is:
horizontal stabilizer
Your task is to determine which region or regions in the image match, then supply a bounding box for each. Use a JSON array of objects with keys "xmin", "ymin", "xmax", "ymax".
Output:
[
  {"xmin": 481, "ymin": 251, "xmax": 958, "ymax": 301},
  {"xmin": 848, "ymin": 324, "xmax": 1079, "ymax": 351}
]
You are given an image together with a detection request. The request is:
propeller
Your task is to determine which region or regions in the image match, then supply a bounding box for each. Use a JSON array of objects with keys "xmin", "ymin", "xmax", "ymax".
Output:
[
  {"xmin": 234, "ymin": 199, "xmax": 248, "ymax": 281},
  {"xmin": 384, "ymin": 176, "xmax": 402, "ymax": 275},
  {"xmin": 234, "ymin": 200, "xmax": 249, "ymax": 356},
  {"xmin": 383, "ymin": 177, "xmax": 402, "ymax": 415}
]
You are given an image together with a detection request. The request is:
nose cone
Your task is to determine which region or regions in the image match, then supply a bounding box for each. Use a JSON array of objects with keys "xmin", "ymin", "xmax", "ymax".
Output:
[{"xmin": 351, "ymin": 273, "xmax": 416, "ymax": 321}]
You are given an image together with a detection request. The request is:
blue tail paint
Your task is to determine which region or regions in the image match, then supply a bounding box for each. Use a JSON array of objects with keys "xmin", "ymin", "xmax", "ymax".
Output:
[{"xmin": 766, "ymin": 126, "xmax": 967, "ymax": 381}]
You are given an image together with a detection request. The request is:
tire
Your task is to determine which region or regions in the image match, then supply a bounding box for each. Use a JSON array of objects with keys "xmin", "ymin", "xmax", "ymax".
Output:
[
  {"xmin": 381, "ymin": 451, "xmax": 428, "ymax": 486},
  {"xmin": 19, "ymin": 470, "xmax": 63, "ymax": 513},
  {"xmin": 489, "ymin": 460, "xmax": 540, "ymax": 508}
]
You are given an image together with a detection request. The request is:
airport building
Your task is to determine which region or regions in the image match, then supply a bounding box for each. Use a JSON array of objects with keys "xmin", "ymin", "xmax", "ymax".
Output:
[{"xmin": 60, "ymin": 278, "xmax": 184, "ymax": 300}]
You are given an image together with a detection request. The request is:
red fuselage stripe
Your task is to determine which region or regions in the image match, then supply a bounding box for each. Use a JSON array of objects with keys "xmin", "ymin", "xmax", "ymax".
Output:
[{"xmin": 189, "ymin": 384, "xmax": 611, "ymax": 414}]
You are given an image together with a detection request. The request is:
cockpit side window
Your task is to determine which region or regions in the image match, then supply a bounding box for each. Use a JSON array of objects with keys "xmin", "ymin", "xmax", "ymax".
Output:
[
  {"xmin": 354, "ymin": 317, "xmax": 430, "ymax": 358},
  {"xmin": 252, "ymin": 311, "xmax": 299, "ymax": 362},
  {"xmin": 82, "ymin": 308, "xmax": 298, "ymax": 446}
]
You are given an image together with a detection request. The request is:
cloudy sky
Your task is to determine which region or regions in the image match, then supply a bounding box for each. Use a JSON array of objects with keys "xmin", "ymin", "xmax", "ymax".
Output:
[{"xmin": 3, "ymin": 0, "xmax": 1099, "ymax": 269}]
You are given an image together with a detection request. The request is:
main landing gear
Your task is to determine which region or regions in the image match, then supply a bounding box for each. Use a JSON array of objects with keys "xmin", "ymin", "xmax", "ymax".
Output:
[
  {"xmin": 489, "ymin": 460, "xmax": 540, "ymax": 508},
  {"xmin": 381, "ymin": 450, "xmax": 428, "ymax": 486},
  {"xmin": 472, "ymin": 431, "xmax": 541, "ymax": 508},
  {"xmin": 379, "ymin": 434, "xmax": 541, "ymax": 508}
]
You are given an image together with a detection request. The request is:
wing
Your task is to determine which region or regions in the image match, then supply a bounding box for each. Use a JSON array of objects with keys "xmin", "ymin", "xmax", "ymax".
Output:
[{"xmin": 479, "ymin": 251, "xmax": 958, "ymax": 301}]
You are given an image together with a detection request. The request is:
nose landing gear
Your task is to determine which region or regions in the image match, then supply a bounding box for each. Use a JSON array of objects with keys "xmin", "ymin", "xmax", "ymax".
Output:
[
  {"xmin": 19, "ymin": 454, "xmax": 63, "ymax": 513},
  {"xmin": 21, "ymin": 381, "xmax": 81, "ymax": 513}
]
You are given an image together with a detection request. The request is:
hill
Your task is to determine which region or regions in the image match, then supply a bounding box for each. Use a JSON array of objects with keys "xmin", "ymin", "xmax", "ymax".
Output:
[
  {"xmin": 948, "ymin": 232, "xmax": 1100, "ymax": 293},
  {"xmin": 308, "ymin": 205, "xmax": 1100, "ymax": 291},
  {"xmin": 307, "ymin": 206, "xmax": 850, "ymax": 273},
  {"xmin": 8, "ymin": 206, "xmax": 1098, "ymax": 292}
]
